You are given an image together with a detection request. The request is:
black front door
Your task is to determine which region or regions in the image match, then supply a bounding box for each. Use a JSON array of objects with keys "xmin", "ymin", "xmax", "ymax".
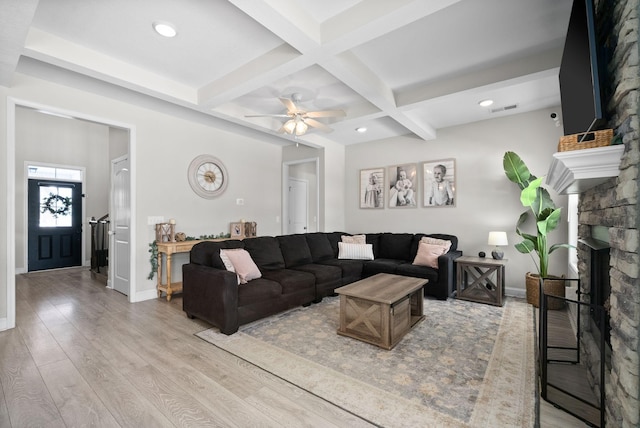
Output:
[{"xmin": 28, "ymin": 179, "xmax": 82, "ymax": 271}]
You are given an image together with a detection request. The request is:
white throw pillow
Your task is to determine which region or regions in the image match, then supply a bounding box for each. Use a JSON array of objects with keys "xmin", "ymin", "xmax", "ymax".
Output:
[
  {"xmin": 412, "ymin": 242, "xmax": 447, "ymax": 269},
  {"xmin": 338, "ymin": 242, "xmax": 374, "ymax": 260},
  {"xmin": 219, "ymin": 250, "xmax": 240, "ymax": 284},
  {"xmin": 220, "ymin": 249, "xmax": 261, "ymax": 284}
]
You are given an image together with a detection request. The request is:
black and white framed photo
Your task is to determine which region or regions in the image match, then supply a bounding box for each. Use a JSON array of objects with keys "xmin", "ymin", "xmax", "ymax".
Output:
[
  {"xmin": 230, "ymin": 222, "xmax": 244, "ymax": 238},
  {"xmin": 388, "ymin": 163, "xmax": 417, "ymax": 208},
  {"xmin": 422, "ymin": 158, "xmax": 456, "ymax": 207},
  {"xmin": 359, "ymin": 168, "xmax": 385, "ymax": 209}
]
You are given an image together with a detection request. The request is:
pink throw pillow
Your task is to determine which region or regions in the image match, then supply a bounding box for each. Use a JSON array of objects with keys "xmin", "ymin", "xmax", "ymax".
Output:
[
  {"xmin": 412, "ymin": 242, "xmax": 447, "ymax": 269},
  {"xmin": 420, "ymin": 236, "xmax": 452, "ymax": 253},
  {"xmin": 341, "ymin": 234, "xmax": 367, "ymax": 244},
  {"xmin": 221, "ymin": 249, "xmax": 262, "ymax": 284}
]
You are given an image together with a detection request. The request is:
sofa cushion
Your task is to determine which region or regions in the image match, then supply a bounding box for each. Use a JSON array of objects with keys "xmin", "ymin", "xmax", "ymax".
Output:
[
  {"xmin": 243, "ymin": 236, "xmax": 285, "ymax": 270},
  {"xmin": 190, "ymin": 241, "xmax": 228, "ymax": 268},
  {"xmin": 291, "ymin": 264, "xmax": 342, "ymax": 287},
  {"xmin": 326, "ymin": 232, "xmax": 347, "ymax": 257},
  {"xmin": 377, "ymin": 233, "xmax": 414, "ymax": 261},
  {"xmin": 238, "ymin": 278, "xmax": 283, "ymax": 306},
  {"xmin": 259, "ymin": 269, "xmax": 316, "ymax": 294},
  {"xmin": 338, "ymin": 242, "xmax": 374, "ymax": 260},
  {"xmin": 395, "ymin": 263, "xmax": 439, "ymax": 284},
  {"xmin": 366, "ymin": 233, "xmax": 383, "ymax": 258},
  {"xmin": 362, "ymin": 258, "xmax": 404, "ymax": 277},
  {"xmin": 277, "ymin": 234, "xmax": 313, "ymax": 267},
  {"xmin": 305, "ymin": 233, "xmax": 335, "ymax": 262},
  {"xmin": 318, "ymin": 259, "xmax": 363, "ymax": 284}
]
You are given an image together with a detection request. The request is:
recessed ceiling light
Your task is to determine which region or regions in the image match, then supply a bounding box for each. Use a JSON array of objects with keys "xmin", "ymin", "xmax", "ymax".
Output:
[
  {"xmin": 153, "ymin": 21, "xmax": 177, "ymax": 38},
  {"xmin": 478, "ymin": 99, "xmax": 494, "ymax": 107},
  {"xmin": 356, "ymin": 127, "xmax": 367, "ymax": 133}
]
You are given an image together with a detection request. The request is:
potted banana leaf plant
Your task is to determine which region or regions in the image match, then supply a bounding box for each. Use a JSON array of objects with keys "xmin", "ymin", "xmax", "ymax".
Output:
[{"xmin": 503, "ymin": 151, "xmax": 573, "ymax": 308}]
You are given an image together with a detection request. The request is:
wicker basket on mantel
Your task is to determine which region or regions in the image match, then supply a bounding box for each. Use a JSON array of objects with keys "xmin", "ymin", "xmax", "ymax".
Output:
[{"xmin": 558, "ymin": 128, "xmax": 613, "ymax": 152}]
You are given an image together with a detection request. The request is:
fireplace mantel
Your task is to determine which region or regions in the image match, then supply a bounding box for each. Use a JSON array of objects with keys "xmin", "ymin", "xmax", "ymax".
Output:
[{"xmin": 546, "ymin": 145, "xmax": 624, "ymax": 194}]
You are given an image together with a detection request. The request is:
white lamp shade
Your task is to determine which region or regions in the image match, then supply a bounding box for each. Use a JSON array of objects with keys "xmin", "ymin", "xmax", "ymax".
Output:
[{"xmin": 488, "ymin": 231, "xmax": 508, "ymax": 246}]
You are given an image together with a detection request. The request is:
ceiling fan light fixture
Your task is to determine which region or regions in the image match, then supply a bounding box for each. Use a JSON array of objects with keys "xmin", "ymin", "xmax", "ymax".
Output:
[
  {"xmin": 295, "ymin": 121, "xmax": 308, "ymax": 136},
  {"xmin": 153, "ymin": 21, "xmax": 177, "ymax": 38},
  {"xmin": 283, "ymin": 119, "xmax": 297, "ymax": 134},
  {"xmin": 283, "ymin": 117, "xmax": 309, "ymax": 136}
]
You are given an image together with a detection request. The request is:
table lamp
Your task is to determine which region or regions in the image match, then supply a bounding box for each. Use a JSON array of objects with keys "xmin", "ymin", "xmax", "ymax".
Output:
[{"xmin": 488, "ymin": 231, "xmax": 508, "ymax": 260}]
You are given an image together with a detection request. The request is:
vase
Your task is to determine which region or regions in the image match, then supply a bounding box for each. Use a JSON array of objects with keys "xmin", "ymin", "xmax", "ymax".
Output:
[{"xmin": 525, "ymin": 272, "xmax": 566, "ymax": 310}]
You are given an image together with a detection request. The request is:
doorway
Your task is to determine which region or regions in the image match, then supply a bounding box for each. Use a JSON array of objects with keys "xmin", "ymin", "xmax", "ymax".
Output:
[
  {"xmin": 5, "ymin": 97, "xmax": 136, "ymax": 331},
  {"xmin": 282, "ymin": 157, "xmax": 319, "ymax": 235},
  {"xmin": 27, "ymin": 178, "xmax": 83, "ymax": 271},
  {"xmin": 287, "ymin": 177, "xmax": 308, "ymax": 234}
]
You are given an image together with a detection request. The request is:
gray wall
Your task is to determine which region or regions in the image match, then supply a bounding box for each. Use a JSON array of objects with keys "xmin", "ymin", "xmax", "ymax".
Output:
[{"xmin": 345, "ymin": 108, "xmax": 568, "ymax": 294}]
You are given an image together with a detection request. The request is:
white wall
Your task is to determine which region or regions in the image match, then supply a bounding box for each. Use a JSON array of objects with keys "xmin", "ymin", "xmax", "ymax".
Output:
[
  {"xmin": 2, "ymin": 73, "xmax": 284, "ymax": 309},
  {"xmin": 15, "ymin": 107, "xmax": 111, "ymax": 271},
  {"xmin": 345, "ymin": 108, "xmax": 569, "ymax": 294}
]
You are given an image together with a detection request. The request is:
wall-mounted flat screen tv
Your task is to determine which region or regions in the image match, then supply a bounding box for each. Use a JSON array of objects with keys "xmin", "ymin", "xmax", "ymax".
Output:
[{"xmin": 559, "ymin": 0, "xmax": 606, "ymax": 136}]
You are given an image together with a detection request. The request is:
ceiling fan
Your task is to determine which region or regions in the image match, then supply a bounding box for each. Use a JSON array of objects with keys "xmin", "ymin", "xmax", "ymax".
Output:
[{"xmin": 245, "ymin": 93, "xmax": 346, "ymax": 136}]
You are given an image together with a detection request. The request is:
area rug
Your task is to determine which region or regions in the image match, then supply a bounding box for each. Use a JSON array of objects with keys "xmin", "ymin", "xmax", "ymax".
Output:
[{"xmin": 196, "ymin": 297, "xmax": 536, "ymax": 427}]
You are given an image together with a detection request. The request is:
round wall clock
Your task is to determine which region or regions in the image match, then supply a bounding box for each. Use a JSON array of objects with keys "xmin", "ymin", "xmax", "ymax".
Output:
[{"xmin": 187, "ymin": 154, "xmax": 228, "ymax": 198}]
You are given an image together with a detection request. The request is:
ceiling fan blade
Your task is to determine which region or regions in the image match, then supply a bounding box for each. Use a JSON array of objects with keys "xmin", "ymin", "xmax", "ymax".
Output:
[
  {"xmin": 304, "ymin": 118, "xmax": 333, "ymax": 133},
  {"xmin": 276, "ymin": 125, "xmax": 287, "ymax": 134},
  {"xmin": 279, "ymin": 97, "xmax": 298, "ymax": 113},
  {"xmin": 245, "ymin": 114, "xmax": 290, "ymax": 118},
  {"xmin": 305, "ymin": 110, "xmax": 346, "ymax": 118}
]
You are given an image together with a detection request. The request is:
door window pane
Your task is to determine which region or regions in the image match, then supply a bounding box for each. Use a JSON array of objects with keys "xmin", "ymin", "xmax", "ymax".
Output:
[
  {"xmin": 39, "ymin": 186, "xmax": 73, "ymax": 227},
  {"xmin": 28, "ymin": 165, "xmax": 82, "ymax": 181}
]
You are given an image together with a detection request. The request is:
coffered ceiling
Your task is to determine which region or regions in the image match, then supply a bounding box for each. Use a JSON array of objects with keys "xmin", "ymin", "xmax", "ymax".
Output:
[{"xmin": 2, "ymin": 0, "xmax": 573, "ymax": 146}]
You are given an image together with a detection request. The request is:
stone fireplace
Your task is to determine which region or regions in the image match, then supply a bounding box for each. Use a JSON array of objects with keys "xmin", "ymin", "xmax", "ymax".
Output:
[
  {"xmin": 546, "ymin": 0, "xmax": 639, "ymax": 425},
  {"xmin": 577, "ymin": 1, "xmax": 639, "ymax": 426}
]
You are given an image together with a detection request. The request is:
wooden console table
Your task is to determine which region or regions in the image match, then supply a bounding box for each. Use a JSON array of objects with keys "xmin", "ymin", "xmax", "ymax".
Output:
[{"xmin": 156, "ymin": 239, "xmax": 225, "ymax": 301}]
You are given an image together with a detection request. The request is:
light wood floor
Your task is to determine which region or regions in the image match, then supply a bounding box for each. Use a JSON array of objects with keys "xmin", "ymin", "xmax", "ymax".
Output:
[{"xmin": 1, "ymin": 268, "xmax": 587, "ymax": 427}]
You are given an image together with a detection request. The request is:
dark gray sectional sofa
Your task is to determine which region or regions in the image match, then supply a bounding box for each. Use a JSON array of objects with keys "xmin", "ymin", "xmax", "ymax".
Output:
[{"xmin": 182, "ymin": 232, "xmax": 461, "ymax": 334}]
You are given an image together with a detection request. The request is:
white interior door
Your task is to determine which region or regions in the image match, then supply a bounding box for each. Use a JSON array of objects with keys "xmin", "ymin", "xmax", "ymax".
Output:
[
  {"xmin": 288, "ymin": 178, "xmax": 308, "ymax": 234},
  {"xmin": 111, "ymin": 156, "xmax": 130, "ymax": 296}
]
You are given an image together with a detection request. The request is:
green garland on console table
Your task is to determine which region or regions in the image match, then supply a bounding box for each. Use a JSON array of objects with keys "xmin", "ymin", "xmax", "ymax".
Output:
[{"xmin": 147, "ymin": 233, "xmax": 232, "ymax": 280}]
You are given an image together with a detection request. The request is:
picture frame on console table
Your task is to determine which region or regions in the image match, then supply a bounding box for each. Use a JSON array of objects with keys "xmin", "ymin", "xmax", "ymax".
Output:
[
  {"xmin": 388, "ymin": 163, "xmax": 417, "ymax": 208},
  {"xmin": 422, "ymin": 158, "xmax": 456, "ymax": 207},
  {"xmin": 230, "ymin": 222, "xmax": 244, "ymax": 239},
  {"xmin": 359, "ymin": 167, "xmax": 385, "ymax": 209}
]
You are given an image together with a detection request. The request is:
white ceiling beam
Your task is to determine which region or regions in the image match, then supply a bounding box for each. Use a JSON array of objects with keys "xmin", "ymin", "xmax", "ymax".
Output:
[
  {"xmin": 229, "ymin": 0, "xmax": 321, "ymax": 52},
  {"xmin": 23, "ymin": 28, "xmax": 197, "ymax": 103},
  {"xmin": 322, "ymin": 0, "xmax": 461, "ymax": 46},
  {"xmin": 199, "ymin": 0, "xmax": 460, "ymax": 113},
  {"xmin": 396, "ymin": 47, "xmax": 563, "ymax": 108},
  {"xmin": 0, "ymin": 0, "xmax": 39, "ymax": 87},
  {"xmin": 321, "ymin": 51, "xmax": 436, "ymax": 140}
]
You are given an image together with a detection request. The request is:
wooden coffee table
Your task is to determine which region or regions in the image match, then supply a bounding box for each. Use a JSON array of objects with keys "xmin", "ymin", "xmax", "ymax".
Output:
[{"xmin": 334, "ymin": 273, "xmax": 427, "ymax": 350}]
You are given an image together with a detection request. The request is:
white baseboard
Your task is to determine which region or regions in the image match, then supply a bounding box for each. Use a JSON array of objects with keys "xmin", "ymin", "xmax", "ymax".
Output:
[
  {"xmin": 505, "ymin": 287, "xmax": 526, "ymax": 299},
  {"xmin": 0, "ymin": 317, "xmax": 9, "ymax": 331},
  {"xmin": 15, "ymin": 267, "xmax": 26, "ymax": 274},
  {"xmin": 133, "ymin": 288, "xmax": 160, "ymax": 302}
]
